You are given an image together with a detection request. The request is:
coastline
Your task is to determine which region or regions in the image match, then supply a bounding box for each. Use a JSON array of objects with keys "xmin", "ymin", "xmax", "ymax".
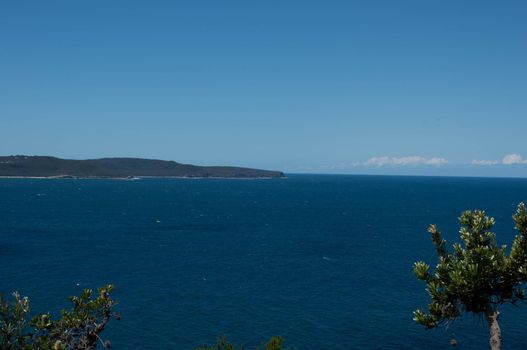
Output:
[
  {"xmin": 0, "ymin": 175, "xmax": 285, "ymax": 180},
  {"xmin": 0, "ymin": 156, "xmax": 285, "ymax": 179}
]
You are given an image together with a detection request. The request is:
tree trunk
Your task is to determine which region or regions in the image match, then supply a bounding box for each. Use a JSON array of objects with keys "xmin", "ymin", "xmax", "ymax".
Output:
[{"xmin": 485, "ymin": 307, "xmax": 501, "ymax": 350}]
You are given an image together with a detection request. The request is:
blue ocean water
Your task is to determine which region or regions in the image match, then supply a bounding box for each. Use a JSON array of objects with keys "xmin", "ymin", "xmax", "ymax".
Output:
[{"xmin": 2, "ymin": 175, "xmax": 527, "ymax": 349}]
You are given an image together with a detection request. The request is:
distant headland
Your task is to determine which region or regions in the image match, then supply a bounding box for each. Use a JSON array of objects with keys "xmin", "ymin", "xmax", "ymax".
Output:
[{"xmin": 0, "ymin": 155, "xmax": 285, "ymax": 179}]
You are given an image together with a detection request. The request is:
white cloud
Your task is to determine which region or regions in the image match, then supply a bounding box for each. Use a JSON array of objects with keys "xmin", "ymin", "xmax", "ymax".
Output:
[
  {"xmin": 471, "ymin": 159, "xmax": 499, "ymax": 166},
  {"xmin": 364, "ymin": 156, "xmax": 448, "ymax": 167},
  {"xmin": 502, "ymin": 154, "xmax": 527, "ymax": 165},
  {"xmin": 471, "ymin": 155, "xmax": 527, "ymax": 166}
]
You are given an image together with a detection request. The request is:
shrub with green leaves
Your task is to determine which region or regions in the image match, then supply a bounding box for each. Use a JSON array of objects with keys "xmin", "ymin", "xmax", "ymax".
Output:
[
  {"xmin": 413, "ymin": 203, "xmax": 527, "ymax": 350},
  {"xmin": 195, "ymin": 335, "xmax": 286, "ymax": 350},
  {"xmin": 0, "ymin": 291, "xmax": 30, "ymax": 349},
  {"xmin": 0, "ymin": 285, "xmax": 117, "ymax": 350}
]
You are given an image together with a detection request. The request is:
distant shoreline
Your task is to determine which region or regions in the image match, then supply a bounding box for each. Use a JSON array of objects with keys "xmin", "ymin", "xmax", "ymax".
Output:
[
  {"xmin": 0, "ymin": 155, "xmax": 285, "ymax": 179},
  {"xmin": 0, "ymin": 175, "xmax": 284, "ymax": 180}
]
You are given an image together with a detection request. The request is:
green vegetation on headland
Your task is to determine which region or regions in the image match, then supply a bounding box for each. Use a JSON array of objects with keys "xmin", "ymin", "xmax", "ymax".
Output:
[
  {"xmin": 0, "ymin": 285, "xmax": 116, "ymax": 350},
  {"xmin": 0, "ymin": 285, "xmax": 285, "ymax": 350},
  {"xmin": 195, "ymin": 336, "xmax": 286, "ymax": 350},
  {"xmin": 0, "ymin": 287, "xmax": 286, "ymax": 350},
  {"xmin": 413, "ymin": 202, "xmax": 527, "ymax": 350},
  {"xmin": 0, "ymin": 156, "xmax": 284, "ymax": 179}
]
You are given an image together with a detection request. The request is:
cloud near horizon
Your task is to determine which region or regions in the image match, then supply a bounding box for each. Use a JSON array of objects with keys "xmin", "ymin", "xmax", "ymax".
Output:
[
  {"xmin": 471, "ymin": 159, "xmax": 499, "ymax": 166},
  {"xmin": 364, "ymin": 156, "xmax": 448, "ymax": 167},
  {"xmin": 502, "ymin": 154, "xmax": 527, "ymax": 165},
  {"xmin": 471, "ymin": 154, "xmax": 527, "ymax": 166}
]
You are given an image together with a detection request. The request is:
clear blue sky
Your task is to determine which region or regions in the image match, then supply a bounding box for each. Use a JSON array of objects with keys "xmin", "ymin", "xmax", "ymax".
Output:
[{"xmin": 1, "ymin": 1, "xmax": 526, "ymax": 176}]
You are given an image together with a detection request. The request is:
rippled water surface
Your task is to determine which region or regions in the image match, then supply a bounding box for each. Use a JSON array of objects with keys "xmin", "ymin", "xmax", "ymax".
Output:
[{"xmin": 2, "ymin": 175, "xmax": 527, "ymax": 349}]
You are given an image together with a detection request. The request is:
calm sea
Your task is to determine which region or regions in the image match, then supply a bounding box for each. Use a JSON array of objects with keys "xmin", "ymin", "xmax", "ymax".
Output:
[{"xmin": 2, "ymin": 175, "xmax": 527, "ymax": 349}]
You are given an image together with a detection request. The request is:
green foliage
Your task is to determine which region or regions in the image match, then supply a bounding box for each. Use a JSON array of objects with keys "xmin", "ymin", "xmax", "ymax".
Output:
[
  {"xmin": 195, "ymin": 336, "xmax": 286, "ymax": 350},
  {"xmin": 0, "ymin": 292, "xmax": 30, "ymax": 350},
  {"xmin": 413, "ymin": 203, "xmax": 527, "ymax": 329},
  {"xmin": 0, "ymin": 285, "xmax": 117, "ymax": 350}
]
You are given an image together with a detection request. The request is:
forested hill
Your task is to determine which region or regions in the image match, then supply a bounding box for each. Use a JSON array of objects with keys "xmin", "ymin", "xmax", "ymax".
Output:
[{"xmin": 0, "ymin": 156, "xmax": 285, "ymax": 178}]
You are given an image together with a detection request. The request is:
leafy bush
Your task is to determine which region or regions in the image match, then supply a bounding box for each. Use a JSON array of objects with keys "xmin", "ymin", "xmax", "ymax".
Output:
[
  {"xmin": 0, "ymin": 285, "xmax": 117, "ymax": 350},
  {"xmin": 195, "ymin": 335, "xmax": 286, "ymax": 350},
  {"xmin": 413, "ymin": 203, "xmax": 527, "ymax": 349}
]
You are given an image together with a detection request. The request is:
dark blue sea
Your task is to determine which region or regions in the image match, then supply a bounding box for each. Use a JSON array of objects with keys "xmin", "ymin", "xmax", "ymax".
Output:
[{"xmin": 2, "ymin": 175, "xmax": 527, "ymax": 349}]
